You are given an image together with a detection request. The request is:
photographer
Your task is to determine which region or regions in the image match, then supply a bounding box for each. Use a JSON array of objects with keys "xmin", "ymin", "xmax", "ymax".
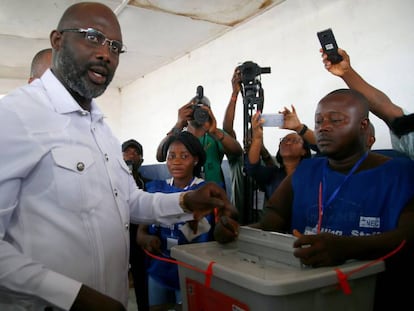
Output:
[{"xmin": 156, "ymin": 93, "xmax": 242, "ymax": 189}]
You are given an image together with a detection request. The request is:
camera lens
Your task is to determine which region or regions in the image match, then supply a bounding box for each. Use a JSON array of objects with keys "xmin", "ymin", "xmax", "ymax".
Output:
[{"xmin": 193, "ymin": 106, "xmax": 209, "ymax": 124}]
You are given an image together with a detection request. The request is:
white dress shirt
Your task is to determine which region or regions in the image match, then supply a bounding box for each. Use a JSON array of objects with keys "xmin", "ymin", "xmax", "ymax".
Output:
[{"xmin": 0, "ymin": 70, "xmax": 193, "ymax": 310}]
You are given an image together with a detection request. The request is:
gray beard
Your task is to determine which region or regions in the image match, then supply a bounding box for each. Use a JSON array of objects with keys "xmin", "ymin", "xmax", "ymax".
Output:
[{"xmin": 57, "ymin": 51, "xmax": 110, "ymax": 99}]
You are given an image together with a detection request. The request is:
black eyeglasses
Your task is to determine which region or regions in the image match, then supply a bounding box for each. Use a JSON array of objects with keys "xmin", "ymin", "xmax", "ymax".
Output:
[{"xmin": 59, "ymin": 28, "xmax": 126, "ymax": 55}]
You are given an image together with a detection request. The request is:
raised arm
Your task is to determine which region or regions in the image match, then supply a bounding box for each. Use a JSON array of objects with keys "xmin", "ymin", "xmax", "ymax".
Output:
[
  {"xmin": 205, "ymin": 105, "xmax": 243, "ymax": 157},
  {"xmin": 321, "ymin": 48, "xmax": 404, "ymax": 126},
  {"xmin": 223, "ymin": 67, "xmax": 241, "ymax": 138},
  {"xmin": 156, "ymin": 101, "xmax": 193, "ymax": 161},
  {"xmin": 248, "ymin": 111, "xmax": 264, "ymax": 165}
]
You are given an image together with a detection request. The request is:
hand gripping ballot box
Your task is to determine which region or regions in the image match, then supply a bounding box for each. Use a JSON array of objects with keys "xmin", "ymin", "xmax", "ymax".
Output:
[{"xmin": 171, "ymin": 226, "xmax": 384, "ymax": 311}]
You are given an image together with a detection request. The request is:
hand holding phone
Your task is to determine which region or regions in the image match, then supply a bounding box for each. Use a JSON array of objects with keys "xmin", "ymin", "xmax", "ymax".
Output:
[
  {"xmin": 317, "ymin": 28, "xmax": 343, "ymax": 64},
  {"xmin": 260, "ymin": 113, "xmax": 284, "ymax": 127}
]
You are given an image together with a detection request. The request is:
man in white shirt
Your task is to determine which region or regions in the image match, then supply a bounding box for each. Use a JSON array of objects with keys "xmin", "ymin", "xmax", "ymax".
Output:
[{"xmin": 0, "ymin": 2, "xmax": 237, "ymax": 311}]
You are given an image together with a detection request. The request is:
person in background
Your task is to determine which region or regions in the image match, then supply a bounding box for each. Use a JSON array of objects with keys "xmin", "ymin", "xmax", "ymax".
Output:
[
  {"xmin": 122, "ymin": 139, "xmax": 147, "ymax": 189},
  {"xmin": 321, "ymin": 47, "xmax": 414, "ymax": 159},
  {"xmin": 138, "ymin": 131, "xmax": 220, "ymax": 308},
  {"xmin": 156, "ymin": 91, "xmax": 243, "ymax": 190},
  {"xmin": 122, "ymin": 139, "xmax": 150, "ymax": 311},
  {"xmin": 245, "ymin": 111, "xmax": 312, "ymax": 200},
  {"xmin": 281, "ymin": 104, "xmax": 317, "ymax": 149},
  {"xmin": 0, "ymin": 3, "xmax": 236, "ymax": 311},
  {"xmin": 282, "ymin": 104, "xmax": 376, "ymax": 150},
  {"xmin": 28, "ymin": 48, "xmax": 52, "ymax": 83},
  {"xmin": 222, "ymin": 67, "xmax": 246, "ymax": 222},
  {"xmin": 222, "ymin": 67, "xmax": 276, "ymax": 224},
  {"xmin": 216, "ymin": 88, "xmax": 414, "ymax": 311}
]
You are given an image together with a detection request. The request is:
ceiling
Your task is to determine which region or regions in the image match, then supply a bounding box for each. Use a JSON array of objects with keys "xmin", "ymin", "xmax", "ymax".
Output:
[{"xmin": 0, "ymin": 0, "xmax": 285, "ymax": 94}]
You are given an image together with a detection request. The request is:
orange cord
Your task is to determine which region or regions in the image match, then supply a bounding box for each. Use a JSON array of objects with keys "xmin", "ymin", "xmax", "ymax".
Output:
[
  {"xmin": 144, "ymin": 248, "xmax": 216, "ymax": 288},
  {"xmin": 144, "ymin": 238, "xmax": 406, "ymax": 295},
  {"xmin": 335, "ymin": 240, "xmax": 406, "ymax": 294}
]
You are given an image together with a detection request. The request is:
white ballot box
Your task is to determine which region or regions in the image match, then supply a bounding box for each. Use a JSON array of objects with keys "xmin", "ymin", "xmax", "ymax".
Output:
[{"xmin": 171, "ymin": 226, "xmax": 384, "ymax": 311}]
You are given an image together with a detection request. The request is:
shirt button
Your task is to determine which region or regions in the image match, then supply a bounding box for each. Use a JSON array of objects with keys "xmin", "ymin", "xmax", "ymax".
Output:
[
  {"xmin": 125, "ymin": 223, "xmax": 129, "ymax": 231},
  {"xmin": 76, "ymin": 162, "xmax": 85, "ymax": 171}
]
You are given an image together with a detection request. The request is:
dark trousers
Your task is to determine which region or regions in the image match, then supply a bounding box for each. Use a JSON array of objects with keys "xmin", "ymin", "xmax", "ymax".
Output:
[{"xmin": 129, "ymin": 223, "xmax": 149, "ymax": 311}]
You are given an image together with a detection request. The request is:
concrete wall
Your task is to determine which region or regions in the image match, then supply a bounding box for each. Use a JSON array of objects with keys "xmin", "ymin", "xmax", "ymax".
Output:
[{"xmin": 100, "ymin": 0, "xmax": 414, "ymax": 164}]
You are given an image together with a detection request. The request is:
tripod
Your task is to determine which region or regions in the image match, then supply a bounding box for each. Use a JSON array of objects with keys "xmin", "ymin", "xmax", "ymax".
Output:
[{"xmin": 241, "ymin": 80, "xmax": 265, "ymax": 224}]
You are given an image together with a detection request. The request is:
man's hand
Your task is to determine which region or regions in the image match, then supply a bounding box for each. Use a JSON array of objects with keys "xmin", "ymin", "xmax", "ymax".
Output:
[
  {"xmin": 214, "ymin": 215, "xmax": 240, "ymax": 243},
  {"xmin": 176, "ymin": 101, "xmax": 194, "ymax": 128},
  {"xmin": 231, "ymin": 67, "xmax": 241, "ymax": 94},
  {"xmin": 204, "ymin": 106, "xmax": 218, "ymax": 134},
  {"xmin": 184, "ymin": 182, "xmax": 238, "ymax": 222},
  {"xmin": 142, "ymin": 235, "xmax": 162, "ymax": 254},
  {"xmin": 321, "ymin": 47, "xmax": 351, "ymax": 77},
  {"xmin": 293, "ymin": 232, "xmax": 346, "ymax": 268},
  {"xmin": 70, "ymin": 285, "xmax": 125, "ymax": 311}
]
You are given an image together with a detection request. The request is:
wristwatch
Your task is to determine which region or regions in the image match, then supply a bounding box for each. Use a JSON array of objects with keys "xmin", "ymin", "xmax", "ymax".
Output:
[{"xmin": 298, "ymin": 124, "xmax": 308, "ymax": 136}]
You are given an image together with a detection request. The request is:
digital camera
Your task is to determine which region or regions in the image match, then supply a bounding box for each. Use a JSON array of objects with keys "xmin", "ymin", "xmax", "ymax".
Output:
[{"xmin": 192, "ymin": 85, "xmax": 210, "ymax": 125}]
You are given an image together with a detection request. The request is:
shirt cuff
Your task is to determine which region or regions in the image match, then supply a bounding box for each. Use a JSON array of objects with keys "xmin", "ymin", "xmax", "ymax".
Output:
[{"xmin": 38, "ymin": 270, "xmax": 82, "ymax": 310}]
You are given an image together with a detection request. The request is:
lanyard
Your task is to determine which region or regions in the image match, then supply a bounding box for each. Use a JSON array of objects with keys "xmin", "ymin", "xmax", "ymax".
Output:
[{"xmin": 317, "ymin": 152, "xmax": 368, "ymax": 233}]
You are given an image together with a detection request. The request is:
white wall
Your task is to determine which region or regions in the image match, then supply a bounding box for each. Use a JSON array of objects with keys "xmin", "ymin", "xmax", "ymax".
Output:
[
  {"xmin": 96, "ymin": 87, "xmax": 122, "ymax": 138},
  {"xmin": 101, "ymin": 0, "xmax": 414, "ymax": 164}
]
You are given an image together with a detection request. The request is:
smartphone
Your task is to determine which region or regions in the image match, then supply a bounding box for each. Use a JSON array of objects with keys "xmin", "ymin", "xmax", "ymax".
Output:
[
  {"xmin": 317, "ymin": 28, "xmax": 343, "ymax": 64},
  {"xmin": 260, "ymin": 113, "xmax": 284, "ymax": 127}
]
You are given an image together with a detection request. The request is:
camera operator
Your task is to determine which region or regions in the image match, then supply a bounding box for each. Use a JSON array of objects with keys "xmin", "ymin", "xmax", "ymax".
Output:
[{"xmin": 156, "ymin": 93, "xmax": 242, "ymax": 190}]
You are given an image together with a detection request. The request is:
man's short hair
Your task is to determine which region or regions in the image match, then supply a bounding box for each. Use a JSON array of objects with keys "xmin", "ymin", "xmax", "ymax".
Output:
[{"xmin": 122, "ymin": 139, "xmax": 143, "ymax": 156}]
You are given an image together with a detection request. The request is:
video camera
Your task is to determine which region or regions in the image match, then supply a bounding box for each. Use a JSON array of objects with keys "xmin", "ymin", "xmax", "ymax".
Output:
[
  {"xmin": 238, "ymin": 61, "xmax": 271, "ymax": 85},
  {"xmin": 238, "ymin": 61, "xmax": 270, "ymax": 111},
  {"xmin": 192, "ymin": 85, "xmax": 210, "ymax": 125}
]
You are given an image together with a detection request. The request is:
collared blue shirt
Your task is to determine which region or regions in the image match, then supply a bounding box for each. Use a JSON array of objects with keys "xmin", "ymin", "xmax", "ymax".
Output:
[{"xmin": 291, "ymin": 156, "xmax": 414, "ymax": 236}]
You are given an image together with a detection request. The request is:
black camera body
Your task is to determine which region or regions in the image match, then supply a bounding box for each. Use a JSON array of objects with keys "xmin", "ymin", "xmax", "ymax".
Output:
[
  {"xmin": 238, "ymin": 61, "xmax": 271, "ymax": 85},
  {"xmin": 192, "ymin": 85, "xmax": 210, "ymax": 125},
  {"xmin": 238, "ymin": 61, "xmax": 270, "ymax": 112}
]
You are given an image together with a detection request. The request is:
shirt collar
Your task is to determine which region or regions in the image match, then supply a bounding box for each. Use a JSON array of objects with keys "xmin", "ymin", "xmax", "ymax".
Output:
[{"xmin": 40, "ymin": 69, "xmax": 104, "ymax": 120}]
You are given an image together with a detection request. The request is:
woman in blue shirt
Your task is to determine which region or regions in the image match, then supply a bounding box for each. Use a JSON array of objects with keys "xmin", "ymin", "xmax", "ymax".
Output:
[{"xmin": 137, "ymin": 131, "xmax": 214, "ymax": 307}]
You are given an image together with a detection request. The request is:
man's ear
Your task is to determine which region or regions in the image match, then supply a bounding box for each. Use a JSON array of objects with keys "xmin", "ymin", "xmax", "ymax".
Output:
[
  {"xmin": 50, "ymin": 30, "xmax": 62, "ymax": 50},
  {"xmin": 361, "ymin": 117, "xmax": 369, "ymax": 130}
]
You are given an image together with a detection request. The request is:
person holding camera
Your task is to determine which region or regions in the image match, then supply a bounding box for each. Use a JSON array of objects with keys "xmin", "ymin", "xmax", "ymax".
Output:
[
  {"xmin": 156, "ymin": 92, "xmax": 243, "ymax": 190},
  {"xmin": 222, "ymin": 66, "xmax": 276, "ymax": 224}
]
